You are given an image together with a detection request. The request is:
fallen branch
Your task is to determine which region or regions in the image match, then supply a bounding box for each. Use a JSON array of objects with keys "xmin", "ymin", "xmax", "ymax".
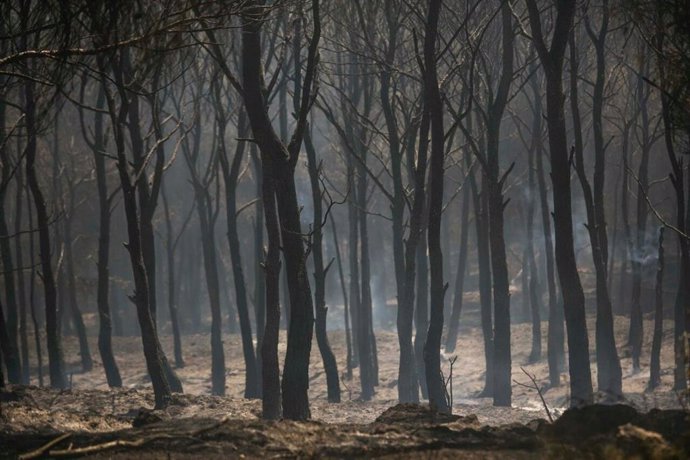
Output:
[
  {"xmin": 513, "ymin": 367, "xmax": 553, "ymax": 423},
  {"xmin": 18, "ymin": 433, "xmax": 72, "ymax": 459}
]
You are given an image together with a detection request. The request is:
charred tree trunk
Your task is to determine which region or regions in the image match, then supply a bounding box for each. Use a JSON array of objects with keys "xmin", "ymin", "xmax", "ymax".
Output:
[
  {"xmin": 0, "ymin": 92, "xmax": 21, "ymax": 385},
  {"xmin": 629, "ymin": 61, "xmax": 652, "ymax": 372},
  {"xmin": 331, "ymin": 214, "xmax": 353, "ymax": 379},
  {"xmin": 85, "ymin": 86, "xmax": 123, "ymax": 386},
  {"xmin": 259, "ymin": 150, "xmax": 282, "ymax": 420},
  {"xmin": 399, "ymin": 108, "xmax": 430, "ymax": 403},
  {"xmin": 570, "ymin": 23, "xmax": 622, "ymax": 400},
  {"xmin": 347, "ymin": 153, "xmax": 361, "ymax": 370},
  {"xmin": 530, "ymin": 70, "xmax": 563, "ymax": 388},
  {"xmin": 444, "ymin": 160, "xmax": 471, "ymax": 353},
  {"xmin": 648, "ymin": 227, "xmax": 664, "ymax": 390},
  {"xmin": 161, "ymin": 185, "xmax": 184, "ymax": 369},
  {"xmin": 486, "ymin": 0, "xmax": 514, "ymax": 407},
  {"xmin": 217, "ymin": 105, "xmax": 259, "ymax": 399},
  {"xmin": 103, "ymin": 58, "xmax": 172, "ymax": 408},
  {"xmin": 241, "ymin": 0, "xmax": 320, "ymax": 420},
  {"xmin": 63, "ymin": 192, "xmax": 93, "ymax": 373},
  {"xmin": 25, "ymin": 78, "xmax": 66, "ymax": 389},
  {"xmin": 415, "ymin": 231, "xmax": 430, "ymax": 399},
  {"xmin": 423, "ymin": 0, "xmax": 450, "ymax": 414},
  {"xmin": 15, "ymin": 162, "xmax": 30, "ymax": 384},
  {"xmin": 526, "ymin": 0, "xmax": 594, "ymax": 406},
  {"xmin": 27, "ymin": 180, "xmax": 43, "ymax": 386},
  {"xmin": 471, "ymin": 132, "xmax": 495, "ymax": 398},
  {"xmin": 305, "ymin": 129, "xmax": 341, "ymax": 403},
  {"xmin": 357, "ymin": 146, "xmax": 376, "ymax": 401},
  {"xmin": 251, "ymin": 146, "xmax": 265, "ymax": 380},
  {"xmin": 526, "ymin": 131, "xmax": 542, "ymax": 364}
]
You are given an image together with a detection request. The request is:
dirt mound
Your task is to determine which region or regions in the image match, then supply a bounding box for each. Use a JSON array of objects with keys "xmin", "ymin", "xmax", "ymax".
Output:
[
  {"xmin": 542, "ymin": 404, "xmax": 690, "ymax": 458},
  {"xmin": 374, "ymin": 403, "xmax": 479, "ymax": 426}
]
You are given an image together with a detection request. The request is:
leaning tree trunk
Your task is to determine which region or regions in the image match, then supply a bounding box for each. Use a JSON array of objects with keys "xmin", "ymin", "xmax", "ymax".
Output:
[{"xmin": 103, "ymin": 69, "xmax": 171, "ymax": 408}]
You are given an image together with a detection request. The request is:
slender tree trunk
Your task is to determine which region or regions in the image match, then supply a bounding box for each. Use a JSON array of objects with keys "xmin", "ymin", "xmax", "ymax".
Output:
[
  {"xmin": 241, "ymin": 1, "xmax": 318, "ymax": 420},
  {"xmin": 90, "ymin": 87, "xmax": 123, "ymax": 386},
  {"xmin": 15, "ymin": 164, "xmax": 30, "ymax": 384},
  {"xmin": 415, "ymin": 232, "xmax": 430, "ymax": 399},
  {"xmin": 27, "ymin": 180, "xmax": 43, "ymax": 386},
  {"xmin": 0, "ymin": 97, "xmax": 22, "ymax": 384},
  {"xmin": 25, "ymin": 78, "xmax": 66, "ymax": 389},
  {"xmin": 648, "ymin": 227, "xmax": 664, "ymax": 390},
  {"xmin": 305, "ymin": 129, "xmax": 341, "ymax": 403},
  {"xmin": 445, "ymin": 161, "xmax": 471, "ymax": 353},
  {"xmin": 64, "ymin": 204, "xmax": 93, "ymax": 373},
  {"xmin": 259, "ymin": 149, "xmax": 282, "ymax": 420},
  {"xmin": 526, "ymin": 133, "xmax": 542, "ymax": 364},
  {"xmin": 161, "ymin": 185, "xmax": 184, "ymax": 369},
  {"xmin": 526, "ymin": 0, "xmax": 594, "ymax": 406},
  {"xmin": 629, "ymin": 63, "xmax": 652, "ymax": 371},
  {"xmin": 531, "ymin": 72, "xmax": 563, "ymax": 387},
  {"xmin": 218, "ymin": 109, "xmax": 259, "ymax": 399},
  {"xmin": 331, "ymin": 214, "xmax": 353, "ymax": 379},
  {"xmin": 251, "ymin": 146, "xmax": 265, "ymax": 382},
  {"xmin": 486, "ymin": 0, "xmax": 514, "ymax": 407},
  {"xmin": 103, "ymin": 65, "xmax": 172, "ymax": 408},
  {"xmin": 357, "ymin": 146, "xmax": 376, "ymax": 401},
  {"xmin": 423, "ymin": 0, "xmax": 450, "ymax": 414},
  {"xmin": 399, "ymin": 109, "xmax": 430, "ymax": 403},
  {"xmin": 196, "ymin": 188, "xmax": 226, "ymax": 396},
  {"xmin": 570, "ymin": 27, "xmax": 622, "ymax": 400}
]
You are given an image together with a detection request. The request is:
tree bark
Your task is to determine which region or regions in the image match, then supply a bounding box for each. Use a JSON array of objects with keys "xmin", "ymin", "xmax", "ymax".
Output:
[
  {"xmin": 241, "ymin": 0, "xmax": 320, "ymax": 420},
  {"xmin": 25, "ymin": 77, "xmax": 66, "ymax": 389},
  {"xmin": 444, "ymin": 161, "xmax": 471, "ymax": 354},
  {"xmin": 570, "ymin": 22, "xmax": 622, "ymax": 400},
  {"xmin": 526, "ymin": 0, "xmax": 594, "ymax": 406},
  {"xmin": 218, "ymin": 106, "xmax": 259, "ymax": 399},
  {"xmin": 305, "ymin": 129, "xmax": 341, "ymax": 403},
  {"xmin": 648, "ymin": 227, "xmax": 664, "ymax": 390},
  {"xmin": 423, "ymin": 0, "xmax": 450, "ymax": 414}
]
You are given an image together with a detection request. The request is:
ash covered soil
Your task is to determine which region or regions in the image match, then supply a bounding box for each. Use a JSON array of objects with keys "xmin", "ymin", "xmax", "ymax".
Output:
[{"xmin": 1, "ymin": 315, "xmax": 688, "ymax": 458}]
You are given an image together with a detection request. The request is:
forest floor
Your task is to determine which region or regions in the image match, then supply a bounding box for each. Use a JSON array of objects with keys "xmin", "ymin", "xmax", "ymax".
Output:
[{"xmin": 1, "ymin": 313, "xmax": 688, "ymax": 458}]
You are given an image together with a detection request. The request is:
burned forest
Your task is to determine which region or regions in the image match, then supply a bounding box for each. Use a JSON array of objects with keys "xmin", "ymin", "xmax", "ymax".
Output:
[{"xmin": 1, "ymin": 0, "xmax": 690, "ymax": 458}]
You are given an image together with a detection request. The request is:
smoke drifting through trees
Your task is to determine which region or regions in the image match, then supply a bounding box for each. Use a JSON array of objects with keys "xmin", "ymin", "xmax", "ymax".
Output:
[{"xmin": 0, "ymin": 0, "xmax": 689, "ymax": 422}]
